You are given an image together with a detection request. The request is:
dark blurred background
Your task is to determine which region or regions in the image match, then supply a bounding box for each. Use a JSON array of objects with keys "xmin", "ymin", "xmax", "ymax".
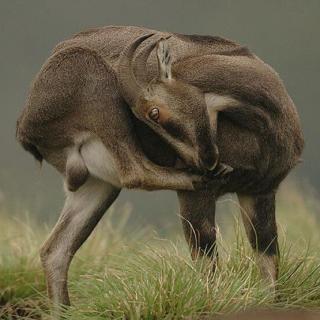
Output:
[{"xmin": 0, "ymin": 0, "xmax": 319, "ymax": 228}]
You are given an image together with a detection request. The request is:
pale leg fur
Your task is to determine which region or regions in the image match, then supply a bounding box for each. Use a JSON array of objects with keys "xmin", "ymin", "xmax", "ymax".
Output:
[{"xmin": 40, "ymin": 176, "xmax": 120, "ymax": 309}]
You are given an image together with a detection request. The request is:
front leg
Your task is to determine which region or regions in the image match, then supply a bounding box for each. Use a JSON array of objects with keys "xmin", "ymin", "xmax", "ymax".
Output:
[
  {"xmin": 177, "ymin": 189, "xmax": 218, "ymax": 268},
  {"xmin": 237, "ymin": 192, "xmax": 279, "ymax": 290},
  {"xmin": 205, "ymin": 93, "xmax": 236, "ymax": 177}
]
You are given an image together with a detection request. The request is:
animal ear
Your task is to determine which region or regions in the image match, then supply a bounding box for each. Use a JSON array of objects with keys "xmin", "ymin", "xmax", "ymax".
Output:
[{"xmin": 156, "ymin": 38, "xmax": 172, "ymax": 81}]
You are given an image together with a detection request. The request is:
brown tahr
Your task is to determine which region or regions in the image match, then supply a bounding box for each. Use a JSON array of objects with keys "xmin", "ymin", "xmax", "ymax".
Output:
[{"xmin": 16, "ymin": 26, "xmax": 304, "ymax": 308}]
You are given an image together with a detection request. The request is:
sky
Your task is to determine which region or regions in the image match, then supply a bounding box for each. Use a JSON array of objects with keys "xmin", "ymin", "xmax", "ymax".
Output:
[{"xmin": 0, "ymin": 0, "xmax": 319, "ymax": 225}]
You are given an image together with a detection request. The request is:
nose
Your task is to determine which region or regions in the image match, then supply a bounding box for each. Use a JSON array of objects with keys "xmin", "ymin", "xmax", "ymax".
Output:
[{"xmin": 200, "ymin": 144, "xmax": 219, "ymax": 171}]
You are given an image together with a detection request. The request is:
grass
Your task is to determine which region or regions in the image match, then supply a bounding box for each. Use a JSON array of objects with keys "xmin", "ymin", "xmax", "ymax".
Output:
[{"xmin": 1, "ymin": 180, "xmax": 320, "ymax": 319}]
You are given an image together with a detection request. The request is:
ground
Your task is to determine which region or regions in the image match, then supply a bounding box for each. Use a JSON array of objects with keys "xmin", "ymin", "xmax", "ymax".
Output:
[{"xmin": 1, "ymin": 180, "xmax": 320, "ymax": 319}]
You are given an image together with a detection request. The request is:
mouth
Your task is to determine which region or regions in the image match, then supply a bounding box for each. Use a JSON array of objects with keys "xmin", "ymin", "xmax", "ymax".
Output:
[{"xmin": 174, "ymin": 157, "xmax": 215, "ymax": 176}]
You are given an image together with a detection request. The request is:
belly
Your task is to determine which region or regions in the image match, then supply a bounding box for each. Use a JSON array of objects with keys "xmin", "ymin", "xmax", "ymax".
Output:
[{"xmin": 80, "ymin": 137, "xmax": 121, "ymax": 188}]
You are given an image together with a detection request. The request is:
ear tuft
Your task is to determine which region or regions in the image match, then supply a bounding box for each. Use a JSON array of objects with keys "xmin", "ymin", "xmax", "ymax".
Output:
[{"xmin": 156, "ymin": 38, "xmax": 172, "ymax": 81}]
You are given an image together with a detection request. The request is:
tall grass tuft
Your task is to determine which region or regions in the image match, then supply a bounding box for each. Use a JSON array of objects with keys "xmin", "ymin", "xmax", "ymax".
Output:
[{"xmin": 0, "ymin": 180, "xmax": 320, "ymax": 319}]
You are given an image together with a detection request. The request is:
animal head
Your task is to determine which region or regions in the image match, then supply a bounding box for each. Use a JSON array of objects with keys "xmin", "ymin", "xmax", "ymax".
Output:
[{"xmin": 118, "ymin": 34, "xmax": 218, "ymax": 172}]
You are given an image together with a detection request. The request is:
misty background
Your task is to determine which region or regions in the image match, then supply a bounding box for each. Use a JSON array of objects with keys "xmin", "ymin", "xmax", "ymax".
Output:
[{"xmin": 0, "ymin": 1, "xmax": 319, "ymax": 229}]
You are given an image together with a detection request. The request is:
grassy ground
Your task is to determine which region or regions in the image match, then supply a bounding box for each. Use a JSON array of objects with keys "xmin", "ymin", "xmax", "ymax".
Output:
[{"xmin": 1, "ymin": 181, "xmax": 320, "ymax": 319}]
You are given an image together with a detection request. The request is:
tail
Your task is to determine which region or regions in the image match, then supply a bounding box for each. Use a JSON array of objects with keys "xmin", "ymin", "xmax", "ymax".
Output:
[{"xmin": 16, "ymin": 121, "xmax": 43, "ymax": 164}]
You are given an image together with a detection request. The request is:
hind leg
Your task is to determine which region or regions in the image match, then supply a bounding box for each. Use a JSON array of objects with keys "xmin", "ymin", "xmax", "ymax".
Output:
[
  {"xmin": 237, "ymin": 192, "xmax": 279, "ymax": 288},
  {"xmin": 40, "ymin": 177, "xmax": 120, "ymax": 308},
  {"xmin": 177, "ymin": 189, "xmax": 217, "ymax": 267}
]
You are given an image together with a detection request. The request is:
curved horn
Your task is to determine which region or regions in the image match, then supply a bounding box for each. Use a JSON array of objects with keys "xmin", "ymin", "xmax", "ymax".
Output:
[
  {"xmin": 118, "ymin": 33, "xmax": 155, "ymax": 108},
  {"xmin": 134, "ymin": 35, "xmax": 172, "ymax": 84}
]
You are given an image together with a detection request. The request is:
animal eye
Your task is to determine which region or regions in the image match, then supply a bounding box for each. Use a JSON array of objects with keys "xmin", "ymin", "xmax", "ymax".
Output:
[{"xmin": 149, "ymin": 107, "xmax": 160, "ymax": 122}]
